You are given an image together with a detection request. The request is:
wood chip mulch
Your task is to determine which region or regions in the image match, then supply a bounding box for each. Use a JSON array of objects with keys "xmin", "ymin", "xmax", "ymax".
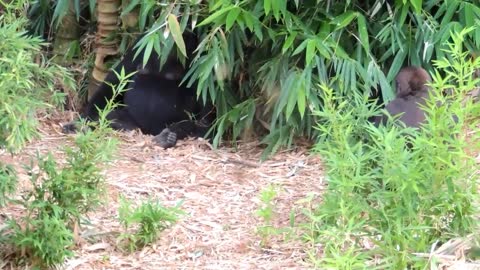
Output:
[{"xmin": 0, "ymin": 113, "xmax": 325, "ymax": 270}]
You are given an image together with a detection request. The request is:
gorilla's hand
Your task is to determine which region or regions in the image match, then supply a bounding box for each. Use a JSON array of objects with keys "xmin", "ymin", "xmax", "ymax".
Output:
[
  {"xmin": 62, "ymin": 121, "xmax": 78, "ymax": 134},
  {"xmin": 153, "ymin": 128, "xmax": 178, "ymax": 149}
]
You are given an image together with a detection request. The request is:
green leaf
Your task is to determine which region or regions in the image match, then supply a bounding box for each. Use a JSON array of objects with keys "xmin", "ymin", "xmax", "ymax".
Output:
[
  {"xmin": 179, "ymin": 5, "xmax": 190, "ymax": 31},
  {"xmin": 121, "ymin": 0, "xmax": 140, "ymax": 16},
  {"xmin": 441, "ymin": 1, "xmax": 459, "ymax": 27},
  {"xmin": 89, "ymin": 0, "xmax": 95, "ymax": 18},
  {"xmin": 386, "ymin": 48, "xmax": 407, "ymax": 82},
  {"xmin": 330, "ymin": 11, "xmax": 357, "ymax": 30},
  {"xmin": 243, "ymin": 11, "xmax": 255, "ymax": 31},
  {"xmin": 191, "ymin": 7, "xmax": 199, "ymax": 29},
  {"xmin": 198, "ymin": 6, "xmax": 234, "ymax": 27},
  {"xmin": 285, "ymin": 79, "xmax": 299, "ymax": 120},
  {"xmin": 142, "ymin": 38, "xmax": 154, "ymax": 69},
  {"xmin": 292, "ymin": 39, "xmax": 308, "ymax": 56},
  {"xmin": 357, "ymin": 14, "xmax": 370, "ymax": 54},
  {"xmin": 167, "ymin": 14, "xmax": 187, "ymax": 57},
  {"xmin": 317, "ymin": 42, "xmax": 332, "ymax": 59},
  {"xmin": 74, "ymin": 0, "xmax": 80, "ymax": 21},
  {"xmin": 272, "ymin": 0, "xmax": 283, "ymax": 22},
  {"xmin": 282, "ymin": 32, "xmax": 297, "ymax": 54},
  {"xmin": 463, "ymin": 3, "xmax": 474, "ymax": 28},
  {"xmin": 254, "ymin": 25, "xmax": 264, "ymax": 41},
  {"xmin": 275, "ymin": 72, "xmax": 295, "ymax": 117},
  {"xmin": 52, "ymin": 0, "xmax": 69, "ymax": 27},
  {"xmin": 226, "ymin": 7, "xmax": 241, "ymax": 31},
  {"xmin": 306, "ymin": 39, "xmax": 316, "ymax": 65},
  {"xmin": 139, "ymin": 1, "xmax": 155, "ymax": 31},
  {"xmin": 297, "ymin": 83, "xmax": 306, "ymax": 119},
  {"xmin": 264, "ymin": 0, "xmax": 271, "ymax": 15},
  {"xmin": 409, "ymin": 0, "xmax": 423, "ymax": 14}
]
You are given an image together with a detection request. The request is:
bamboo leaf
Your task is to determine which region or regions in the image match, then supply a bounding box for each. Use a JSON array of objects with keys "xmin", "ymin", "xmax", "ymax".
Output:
[
  {"xmin": 253, "ymin": 23, "xmax": 263, "ymax": 41},
  {"xmin": 74, "ymin": 0, "xmax": 80, "ymax": 21},
  {"xmin": 275, "ymin": 72, "xmax": 295, "ymax": 117},
  {"xmin": 285, "ymin": 74, "xmax": 299, "ymax": 120},
  {"xmin": 282, "ymin": 32, "xmax": 297, "ymax": 54},
  {"xmin": 139, "ymin": 1, "xmax": 155, "ymax": 31},
  {"xmin": 142, "ymin": 38, "xmax": 154, "ymax": 69},
  {"xmin": 264, "ymin": 0, "xmax": 271, "ymax": 15},
  {"xmin": 271, "ymin": 0, "xmax": 281, "ymax": 21},
  {"xmin": 180, "ymin": 5, "xmax": 190, "ymax": 31},
  {"xmin": 409, "ymin": 0, "xmax": 423, "ymax": 14},
  {"xmin": 226, "ymin": 7, "xmax": 241, "ymax": 31},
  {"xmin": 167, "ymin": 14, "xmax": 187, "ymax": 57},
  {"xmin": 330, "ymin": 11, "xmax": 357, "ymax": 30},
  {"xmin": 317, "ymin": 42, "xmax": 332, "ymax": 59},
  {"xmin": 297, "ymin": 82, "xmax": 306, "ymax": 119},
  {"xmin": 191, "ymin": 4, "xmax": 199, "ymax": 29},
  {"xmin": 292, "ymin": 39, "xmax": 308, "ymax": 56},
  {"xmin": 306, "ymin": 39, "xmax": 316, "ymax": 65},
  {"xmin": 357, "ymin": 14, "xmax": 370, "ymax": 54},
  {"xmin": 52, "ymin": 0, "xmax": 69, "ymax": 27},
  {"xmin": 243, "ymin": 11, "xmax": 254, "ymax": 31},
  {"xmin": 89, "ymin": 0, "xmax": 95, "ymax": 18},
  {"xmin": 441, "ymin": 1, "xmax": 459, "ymax": 27},
  {"xmin": 386, "ymin": 48, "xmax": 407, "ymax": 82},
  {"xmin": 121, "ymin": 0, "xmax": 140, "ymax": 16},
  {"xmin": 198, "ymin": 6, "xmax": 234, "ymax": 27}
]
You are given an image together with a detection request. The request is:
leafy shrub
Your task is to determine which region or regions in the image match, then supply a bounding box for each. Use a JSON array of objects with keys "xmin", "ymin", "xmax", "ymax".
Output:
[
  {"xmin": 0, "ymin": 64, "xmax": 132, "ymax": 270},
  {"xmin": 0, "ymin": 162, "xmax": 17, "ymax": 206},
  {"xmin": 118, "ymin": 196, "xmax": 185, "ymax": 252},
  {"xmin": 6, "ymin": 211, "xmax": 75, "ymax": 267},
  {"xmin": 308, "ymin": 29, "xmax": 480, "ymax": 268},
  {"xmin": 0, "ymin": 14, "xmax": 74, "ymax": 152},
  {"xmin": 1, "ymin": 131, "xmax": 115, "ymax": 267},
  {"xmin": 254, "ymin": 184, "xmax": 295, "ymax": 247}
]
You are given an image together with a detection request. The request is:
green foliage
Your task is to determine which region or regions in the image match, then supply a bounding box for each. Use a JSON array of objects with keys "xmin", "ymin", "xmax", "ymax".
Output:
[
  {"xmin": 2, "ymin": 121, "xmax": 118, "ymax": 267},
  {"xmin": 256, "ymin": 185, "xmax": 278, "ymax": 221},
  {"xmin": 0, "ymin": 67, "xmax": 132, "ymax": 268},
  {"xmin": 7, "ymin": 213, "xmax": 75, "ymax": 267},
  {"xmin": 308, "ymin": 29, "xmax": 480, "ymax": 268},
  {"xmin": 28, "ymin": 0, "xmax": 90, "ymax": 37},
  {"xmin": 0, "ymin": 14, "xmax": 74, "ymax": 152},
  {"xmin": 254, "ymin": 184, "xmax": 294, "ymax": 247},
  {"xmin": 118, "ymin": 196, "xmax": 185, "ymax": 252},
  {"xmin": 25, "ymin": 0, "xmax": 480, "ymax": 157},
  {"xmin": 255, "ymin": 184, "xmax": 280, "ymax": 247},
  {"xmin": 128, "ymin": 0, "xmax": 480, "ymax": 157},
  {"xmin": 0, "ymin": 162, "xmax": 17, "ymax": 206}
]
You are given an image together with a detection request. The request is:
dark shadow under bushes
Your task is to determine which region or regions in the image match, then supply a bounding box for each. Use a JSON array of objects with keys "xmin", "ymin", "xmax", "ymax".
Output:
[{"xmin": 308, "ymin": 29, "xmax": 480, "ymax": 269}]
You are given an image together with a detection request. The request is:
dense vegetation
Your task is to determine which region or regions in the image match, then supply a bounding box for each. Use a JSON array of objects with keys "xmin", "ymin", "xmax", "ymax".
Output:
[
  {"xmin": 27, "ymin": 0, "xmax": 480, "ymax": 156},
  {"xmin": 0, "ymin": 0, "xmax": 479, "ymax": 268},
  {"xmin": 311, "ymin": 29, "xmax": 480, "ymax": 267},
  {"xmin": 0, "ymin": 3, "xmax": 184, "ymax": 268}
]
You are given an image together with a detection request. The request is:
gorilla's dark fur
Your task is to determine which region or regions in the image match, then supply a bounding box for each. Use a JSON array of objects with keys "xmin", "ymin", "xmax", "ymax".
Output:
[
  {"xmin": 373, "ymin": 66, "xmax": 432, "ymax": 128},
  {"xmin": 64, "ymin": 32, "xmax": 214, "ymax": 148}
]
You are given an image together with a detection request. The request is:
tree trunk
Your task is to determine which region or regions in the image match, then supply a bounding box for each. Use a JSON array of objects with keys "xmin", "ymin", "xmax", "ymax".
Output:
[
  {"xmin": 89, "ymin": 0, "xmax": 120, "ymax": 99},
  {"xmin": 50, "ymin": 1, "xmax": 84, "ymax": 111},
  {"xmin": 51, "ymin": 1, "xmax": 81, "ymax": 65}
]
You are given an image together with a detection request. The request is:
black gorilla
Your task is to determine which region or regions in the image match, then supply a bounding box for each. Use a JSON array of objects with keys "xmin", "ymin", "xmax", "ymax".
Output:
[
  {"xmin": 123, "ymin": 71, "xmax": 213, "ymax": 148},
  {"xmin": 372, "ymin": 66, "xmax": 432, "ymax": 128},
  {"xmin": 63, "ymin": 32, "xmax": 214, "ymax": 148}
]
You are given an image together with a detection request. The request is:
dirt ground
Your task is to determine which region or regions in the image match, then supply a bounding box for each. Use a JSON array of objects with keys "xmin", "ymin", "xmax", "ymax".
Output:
[{"xmin": 0, "ymin": 114, "xmax": 325, "ymax": 269}]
